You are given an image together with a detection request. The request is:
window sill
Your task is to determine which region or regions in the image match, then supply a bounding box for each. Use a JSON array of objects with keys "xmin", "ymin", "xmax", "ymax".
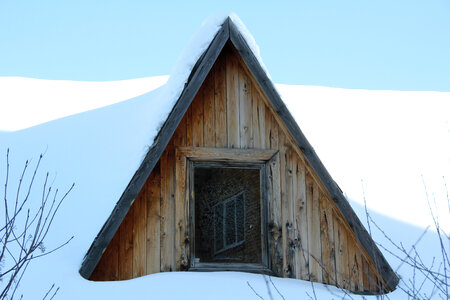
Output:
[{"xmin": 189, "ymin": 263, "xmax": 274, "ymax": 275}]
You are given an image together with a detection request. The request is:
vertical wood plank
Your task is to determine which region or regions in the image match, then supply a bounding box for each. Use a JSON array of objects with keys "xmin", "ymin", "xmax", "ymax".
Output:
[
  {"xmin": 355, "ymin": 243, "xmax": 364, "ymax": 291},
  {"xmin": 369, "ymin": 263, "xmax": 384, "ymax": 292},
  {"xmin": 226, "ymin": 48, "xmax": 240, "ymax": 148},
  {"xmin": 203, "ymin": 72, "xmax": 215, "ymax": 147},
  {"xmin": 252, "ymin": 85, "xmax": 260, "ymax": 149},
  {"xmin": 146, "ymin": 164, "xmax": 161, "ymax": 275},
  {"xmin": 214, "ymin": 56, "xmax": 227, "ymax": 148},
  {"xmin": 257, "ymin": 93, "xmax": 266, "ymax": 149},
  {"xmin": 270, "ymin": 117, "xmax": 279, "ymax": 150},
  {"xmin": 279, "ymin": 134, "xmax": 289, "ymax": 277},
  {"xmin": 306, "ymin": 175, "xmax": 314, "ymax": 281},
  {"xmin": 268, "ymin": 153, "xmax": 283, "ymax": 276},
  {"xmin": 312, "ymin": 181, "xmax": 323, "ymax": 282},
  {"xmin": 285, "ymin": 151, "xmax": 297, "ymax": 278},
  {"xmin": 238, "ymin": 65, "xmax": 252, "ymax": 148},
  {"xmin": 173, "ymin": 114, "xmax": 187, "ymax": 148},
  {"xmin": 319, "ymin": 193, "xmax": 336, "ymax": 285},
  {"xmin": 333, "ymin": 214, "xmax": 344, "ymax": 288},
  {"xmin": 173, "ymin": 106, "xmax": 188, "ymax": 270},
  {"xmin": 306, "ymin": 175, "xmax": 322, "ymax": 282},
  {"xmin": 133, "ymin": 189, "xmax": 147, "ymax": 278},
  {"xmin": 264, "ymin": 105, "xmax": 272, "ymax": 150},
  {"xmin": 336, "ymin": 223, "xmax": 351, "ymax": 289},
  {"xmin": 183, "ymin": 156, "xmax": 190, "ymax": 269},
  {"xmin": 186, "ymin": 105, "xmax": 193, "ymax": 147},
  {"xmin": 90, "ymin": 230, "xmax": 120, "ymax": 281},
  {"xmin": 348, "ymin": 231, "xmax": 360, "ymax": 291},
  {"xmin": 368, "ymin": 264, "xmax": 379, "ymax": 291},
  {"xmin": 349, "ymin": 238, "xmax": 357, "ymax": 291},
  {"xmin": 191, "ymin": 91, "xmax": 204, "ymax": 147},
  {"xmin": 362, "ymin": 255, "xmax": 370, "ymax": 292},
  {"xmin": 295, "ymin": 161, "xmax": 309, "ymax": 280},
  {"xmin": 251, "ymin": 86, "xmax": 266, "ymax": 149},
  {"xmin": 108, "ymin": 231, "xmax": 120, "ymax": 281},
  {"xmin": 119, "ymin": 203, "xmax": 134, "ymax": 280},
  {"xmin": 175, "ymin": 150, "xmax": 189, "ymax": 270},
  {"xmin": 341, "ymin": 229, "xmax": 351, "ymax": 289},
  {"xmin": 160, "ymin": 140, "xmax": 176, "ymax": 272}
]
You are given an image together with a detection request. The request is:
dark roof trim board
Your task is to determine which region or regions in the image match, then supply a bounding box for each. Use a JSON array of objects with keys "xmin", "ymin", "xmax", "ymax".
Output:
[
  {"xmin": 78, "ymin": 19, "xmax": 230, "ymax": 279},
  {"xmin": 79, "ymin": 17, "xmax": 399, "ymax": 291},
  {"xmin": 228, "ymin": 21, "xmax": 399, "ymax": 291}
]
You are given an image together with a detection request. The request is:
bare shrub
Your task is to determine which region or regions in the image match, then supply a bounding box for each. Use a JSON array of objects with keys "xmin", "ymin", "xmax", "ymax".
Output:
[
  {"xmin": 0, "ymin": 149, "xmax": 74, "ymax": 300},
  {"xmin": 362, "ymin": 178, "xmax": 450, "ymax": 299}
]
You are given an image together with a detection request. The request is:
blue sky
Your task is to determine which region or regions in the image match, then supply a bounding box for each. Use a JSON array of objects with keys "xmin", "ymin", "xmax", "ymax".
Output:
[{"xmin": 1, "ymin": 0, "xmax": 449, "ymax": 91}]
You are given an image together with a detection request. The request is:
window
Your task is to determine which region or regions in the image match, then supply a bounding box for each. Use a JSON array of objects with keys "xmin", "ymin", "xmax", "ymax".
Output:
[
  {"xmin": 174, "ymin": 147, "xmax": 277, "ymax": 273},
  {"xmin": 192, "ymin": 164, "xmax": 266, "ymax": 268}
]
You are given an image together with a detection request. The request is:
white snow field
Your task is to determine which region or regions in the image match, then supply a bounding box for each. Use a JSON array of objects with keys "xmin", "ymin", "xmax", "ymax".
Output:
[{"xmin": 1, "ymin": 12, "xmax": 449, "ymax": 300}]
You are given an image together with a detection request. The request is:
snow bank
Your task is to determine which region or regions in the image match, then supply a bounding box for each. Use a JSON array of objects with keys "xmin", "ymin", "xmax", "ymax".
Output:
[
  {"xmin": 0, "ymin": 76, "xmax": 168, "ymax": 131},
  {"xmin": 277, "ymin": 84, "xmax": 450, "ymax": 233}
]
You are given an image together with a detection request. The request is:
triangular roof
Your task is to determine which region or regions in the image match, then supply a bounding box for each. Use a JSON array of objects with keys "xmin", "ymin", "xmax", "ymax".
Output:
[{"xmin": 79, "ymin": 15, "xmax": 398, "ymax": 290}]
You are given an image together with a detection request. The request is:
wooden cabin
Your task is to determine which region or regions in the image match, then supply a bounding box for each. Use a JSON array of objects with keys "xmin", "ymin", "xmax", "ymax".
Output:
[{"xmin": 80, "ymin": 17, "xmax": 398, "ymax": 294}]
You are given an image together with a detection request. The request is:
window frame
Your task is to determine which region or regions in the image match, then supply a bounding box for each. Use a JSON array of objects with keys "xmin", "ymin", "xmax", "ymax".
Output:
[{"xmin": 175, "ymin": 147, "xmax": 278, "ymax": 274}]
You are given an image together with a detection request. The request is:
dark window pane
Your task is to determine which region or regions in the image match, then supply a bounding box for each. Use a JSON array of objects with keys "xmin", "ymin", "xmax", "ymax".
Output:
[
  {"xmin": 236, "ymin": 193, "xmax": 245, "ymax": 242},
  {"xmin": 225, "ymin": 200, "xmax": 236, "ymax": 246},
  {"xmin": 194, "ymin": 167, "xmax": 262, "ymax": 264},
  {"xmin": 214, "ymin": 203, "xmax": 224, "ymax": 252}
]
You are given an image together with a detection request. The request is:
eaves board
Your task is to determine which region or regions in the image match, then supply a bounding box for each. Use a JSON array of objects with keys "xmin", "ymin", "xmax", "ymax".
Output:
[
  {"xmin": 79, "ymin": 18, "xmax": 231, "ymax": 279},
  {"xmin": 227, "ymin": 20, "xmax": 399, "ymax": 291}
]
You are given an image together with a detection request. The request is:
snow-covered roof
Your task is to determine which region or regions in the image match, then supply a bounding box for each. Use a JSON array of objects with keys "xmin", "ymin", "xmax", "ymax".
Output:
[
  {"xmin": 72, "ymin": 15, "xmax": 398, "ymax": 288},
  {"xmin": 1, "ymin": 13, "xmax": 449, "ymax": 299}
]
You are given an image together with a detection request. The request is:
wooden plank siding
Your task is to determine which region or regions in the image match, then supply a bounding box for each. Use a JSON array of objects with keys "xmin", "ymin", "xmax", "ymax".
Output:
[
  {"xmin": 132, "ymin": 189, "xmax": 146, "ymax": 278},
  {"xmin": 279, "ymin": 133, "xmax": 289, "ymax": 277},
  {"xmin": 203, "ymin": 73, "xmax": 215, "ymax": 148},
  {"xmin": 334, "ymin": 214, "xmax": 351, "ymax": 290},
  {"xmin": 146, "ymin": 164, "xmax": 161, "ymax": 275},
  {"xmin": 306, "ymin": 173, "xmax": 323, "ymax": 282},
  {"xmin": 267, "ymin": 153, "xmax": 283, "ymax": 276},
  {"xmin": 89, "ymin": 229, "xmax": 119, "ymax": 281},
  {"xmin": 174, "ymin": 113, "xmax": 189, "ymax": 271},
  {"xmin": 295, "ymin": 161, "xmax": 309, "ymax": 281},
  {"xmin": 89, "ymin": 43, "xmax": 384, "ymax": 293},
  {"xmin": 160, "ymin": 139, "xmax": 176, "ymax": 272},
  {"xmin": 226, "ymin": 46, "xmax": 240, "ymax": 149},
  {"xmin": 319, "ymin": 191, "xmax": 336, "ymax": 285},
  {"xmin": 213, "ymin": 57, "xmax": 227, "ymax": 148},
  {"xmin": 285, "ymin": 149, "xmax": 298, "ymax": 278}
]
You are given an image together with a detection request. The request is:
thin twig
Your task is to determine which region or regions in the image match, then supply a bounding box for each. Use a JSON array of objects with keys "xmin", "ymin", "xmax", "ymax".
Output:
[
  {"xmin": 247, "ymin": 281, "xmax": 265, "ymax": 300},
  {"xmin": 268, "ymin": 275, "xmax": 286, "ymax": 300},
  {"xmin": 0, "ymin": 151, "xmax": 73, "ymax": 299}
]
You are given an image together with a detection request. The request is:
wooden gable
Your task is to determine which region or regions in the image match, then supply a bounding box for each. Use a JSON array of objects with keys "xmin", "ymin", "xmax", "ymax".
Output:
[{"xmin": 88, "ymin": 42, "xmax": 392, "ymax": 294}]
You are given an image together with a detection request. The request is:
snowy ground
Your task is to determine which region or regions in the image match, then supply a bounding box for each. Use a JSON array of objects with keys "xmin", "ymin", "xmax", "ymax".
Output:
[{"xmin": 0, "ymin": 76, "xmax": 448, "ymax": 299}]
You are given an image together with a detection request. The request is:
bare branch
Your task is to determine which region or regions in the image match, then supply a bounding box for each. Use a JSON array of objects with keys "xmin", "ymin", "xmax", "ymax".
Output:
[
  {"xmin": 247, "ymin": 281, "xmax": 265, "ymax": 300},
  {"xmin": 0, "ymin": 150, "xmax": 73, "ymax": 300}
]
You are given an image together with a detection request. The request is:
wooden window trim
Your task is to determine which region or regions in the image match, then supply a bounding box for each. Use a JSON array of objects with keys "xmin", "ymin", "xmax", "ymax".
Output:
[
  {"xmin": 175, "ymin": 147, "xmax": 278, "ymax": 273},
  {"xmin": 191, "ymin": 162, "xmax": 264, "ymax": 270},
  {"xmin": 176, "ymin": 147, "xmax": 278, "ymax": 163}
]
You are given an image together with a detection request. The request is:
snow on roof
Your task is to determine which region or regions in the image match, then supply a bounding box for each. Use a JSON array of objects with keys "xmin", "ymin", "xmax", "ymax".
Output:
[{"xmin": 1, "ymin": 13, "xmax": 449, "ymax": 299}]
